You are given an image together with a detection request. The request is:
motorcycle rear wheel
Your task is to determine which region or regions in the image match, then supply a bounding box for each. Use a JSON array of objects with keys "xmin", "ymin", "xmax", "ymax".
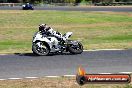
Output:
[{"xmin": 68, "ymin": 42, "xmax": 83, "ymax": 54}]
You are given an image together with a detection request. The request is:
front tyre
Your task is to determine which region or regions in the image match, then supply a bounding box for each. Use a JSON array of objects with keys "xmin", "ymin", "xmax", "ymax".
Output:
[
  {"xmin": 68, "ymin": 41, "xmax": 83, "ymax": 54},
  {"xmin": 32, "ymin": 41, "xmax": 50, "ymax": 56}
]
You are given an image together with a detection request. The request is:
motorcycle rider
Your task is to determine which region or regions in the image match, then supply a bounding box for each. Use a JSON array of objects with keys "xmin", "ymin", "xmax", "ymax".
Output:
[{"xmin": 39, "ymin": 24, "xmax": 65, "ymax": 50}]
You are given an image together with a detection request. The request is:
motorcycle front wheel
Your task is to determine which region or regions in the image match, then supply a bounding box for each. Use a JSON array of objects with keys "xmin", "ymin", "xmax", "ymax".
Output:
[
  {"xmin": 68, "ymin": 41, "xmax": 83, "ymax": 54},
  {"xmin": 32, "ymin": 41, "xmax": 50, "ymax": 56}
]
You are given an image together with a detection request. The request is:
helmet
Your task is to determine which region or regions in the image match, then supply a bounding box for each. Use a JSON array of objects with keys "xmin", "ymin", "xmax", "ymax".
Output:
[{"xmin": 39, "ymin": 24, "xmax": 46, "ymax": 32}]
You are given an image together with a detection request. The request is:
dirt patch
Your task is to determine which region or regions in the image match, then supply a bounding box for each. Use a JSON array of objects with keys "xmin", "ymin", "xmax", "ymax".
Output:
[{"xmin": 0, "ymin": 76, "xmax": 132, "ymax": 88}]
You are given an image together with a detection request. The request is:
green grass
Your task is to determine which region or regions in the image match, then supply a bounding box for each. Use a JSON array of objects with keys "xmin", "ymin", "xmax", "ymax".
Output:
[{"xmin": 0, "ymin": 10, "xmax": 132, "ymax": 53}]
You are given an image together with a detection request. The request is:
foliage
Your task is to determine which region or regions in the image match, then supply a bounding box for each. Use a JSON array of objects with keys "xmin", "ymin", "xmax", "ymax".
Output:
[
  {"xmin": 4, "ymin": 0, "xmax": 132, "ymax": 3},
  {"xmin": 6, "ymin": 0, "xmax": 89, "ymax": 3}
]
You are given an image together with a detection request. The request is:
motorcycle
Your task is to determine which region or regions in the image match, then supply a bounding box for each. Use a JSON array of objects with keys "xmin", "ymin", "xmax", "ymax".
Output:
[
  {"xmin": 32, "ymin": 31, "xmax": 83, "ymax": 56},
  {"xmin": 22, "ymin": 3, "xmax": 34, "ymax": 10}
]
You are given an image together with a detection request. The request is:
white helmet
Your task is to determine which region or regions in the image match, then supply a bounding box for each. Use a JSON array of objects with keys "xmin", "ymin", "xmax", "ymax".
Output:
[
  {"xmin": 39, "ymin": 24, "xmax": 47, "ymax": 31},
  {"xmin": 39, "ymin": 24, "xmax": 46, "ymax": 27}
]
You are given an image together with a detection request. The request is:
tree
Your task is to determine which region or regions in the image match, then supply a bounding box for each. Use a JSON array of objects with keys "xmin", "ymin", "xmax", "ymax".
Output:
[
  {"xmin": 8, "ymin": 0, "xmax": 22, "ymax": 2},
  {"xmin": 75, "ymin": 0, "xmax": 82, "ymax": 3}
]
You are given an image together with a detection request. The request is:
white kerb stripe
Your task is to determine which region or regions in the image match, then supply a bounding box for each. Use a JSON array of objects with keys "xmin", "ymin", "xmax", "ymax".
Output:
[
  {"xmin": 45, "ymin": 76, "xmax": 60, "ymax": 78},
  {"xmin": 8, "ymin": 78, "xmax": 22, "ymax": 80},
  {"xmin": 119, "ymin": 72, "xmax": 132, "ymax": 74},
  {"xmin": 25, "ymin": 77, "xmax": 39, "ymax": 79},
  {"xmin": 63, "ymin": 75, "xmax": 76, "ymax": 77},
  {"xmin": 99, "ymin": 73, "xmax": 112, "ymax": 74},
  {"xmin": 0, "ymin": 79, "xmax": 6, "ymax": 80}
]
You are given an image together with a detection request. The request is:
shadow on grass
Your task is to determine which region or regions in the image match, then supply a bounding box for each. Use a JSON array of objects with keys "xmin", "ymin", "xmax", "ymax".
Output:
[{"xmin": 14, "ymin": 52, "xmax": 74, "ymax": 57}]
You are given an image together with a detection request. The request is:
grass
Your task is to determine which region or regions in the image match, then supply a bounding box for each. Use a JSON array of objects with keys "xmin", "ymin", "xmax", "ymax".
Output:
[
  {"xmin": 0, "ymin": 76, "xmax": 132, "ymax": 88},
  {"xmin": 0, "ymin": 10, "xmax": 132, "ymax": 53}
]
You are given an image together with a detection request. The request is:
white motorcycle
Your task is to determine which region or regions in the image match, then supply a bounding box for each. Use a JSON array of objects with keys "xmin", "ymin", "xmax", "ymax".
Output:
[{"xmin": 32, "ymin": 31, "xmax": 83, "ymax": 56}]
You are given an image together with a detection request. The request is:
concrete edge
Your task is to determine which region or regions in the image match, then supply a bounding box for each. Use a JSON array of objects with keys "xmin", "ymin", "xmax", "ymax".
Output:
[
  {"xmin": 83, "ymin": 49, "xmax": 125, "ymax": 51},
  {"xmin": 0, "ymin": 72, "xmax": 132, "ymax": 80},
  {"xmin": 0, "ymin": 49, "xmax": 127, "ymax": 55}
]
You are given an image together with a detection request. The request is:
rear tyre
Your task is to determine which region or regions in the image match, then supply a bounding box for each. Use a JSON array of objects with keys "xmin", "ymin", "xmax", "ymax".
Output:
[
  {"xmin": 32, "ymin": 41, "xmax": 50, "ymax": 56},
  {"xmin": 68, "ymin": 42, "xmax": 83, "ymax": 54}
]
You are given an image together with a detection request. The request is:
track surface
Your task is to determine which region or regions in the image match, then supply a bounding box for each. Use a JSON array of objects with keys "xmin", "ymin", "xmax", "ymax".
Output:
[
  {"xmin": 0, "ymin": 50, "xmax": 132, "ymax": 79},
  {"xmin": 0, "ymin": 6, "xmax": 132, "ymax": 12},
  {"xmin": 0, "ymin": 6, "xmax": 132, "ymax": 79}
]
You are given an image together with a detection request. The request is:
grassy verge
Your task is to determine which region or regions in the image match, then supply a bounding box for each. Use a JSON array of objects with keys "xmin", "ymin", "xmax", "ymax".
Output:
[
  {"xmin": 0, "ymin": 76, "xmax": 132, "ymax": 88},
  {"xmin": 0, "ymin": 10, "xmax": 132, "ymax": 53}
]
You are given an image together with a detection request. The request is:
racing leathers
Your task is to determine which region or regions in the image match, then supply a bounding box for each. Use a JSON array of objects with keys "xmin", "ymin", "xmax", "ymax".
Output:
[
  {"xmin": 42, "ymin": 27, "xmax": 63, "ymax": 40},
  {"xmin": 40, "ymin": 27, "xmax": 65, "ymax": 50}
]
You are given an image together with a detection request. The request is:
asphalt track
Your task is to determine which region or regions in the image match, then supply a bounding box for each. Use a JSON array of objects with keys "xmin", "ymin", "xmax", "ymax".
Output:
[
  {"xmin": 0, "ymin": 50, "xmax": 132, "ymax": 79},
  {"xmin": 0, "ymin": 6, "xmax": 132, "ymax": 12},
  {"xmin": 0, "ymin": 6, "xmax": 132, "ymax": 79}
]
